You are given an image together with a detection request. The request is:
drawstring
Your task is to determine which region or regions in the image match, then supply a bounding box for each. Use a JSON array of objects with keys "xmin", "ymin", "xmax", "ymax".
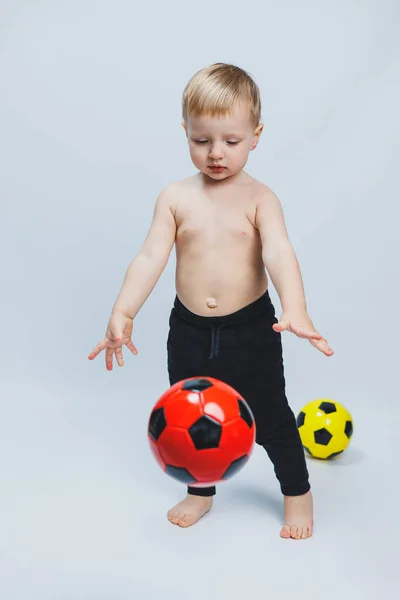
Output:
[{"xmin": 209, "ymin": 325, "xmax": 222, "ymax": 360}]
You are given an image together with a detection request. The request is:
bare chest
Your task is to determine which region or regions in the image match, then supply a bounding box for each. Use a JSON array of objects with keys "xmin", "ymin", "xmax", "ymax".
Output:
[{"xmin": 174, "ymin": 192, "xmax": 258, "ymax": 248}]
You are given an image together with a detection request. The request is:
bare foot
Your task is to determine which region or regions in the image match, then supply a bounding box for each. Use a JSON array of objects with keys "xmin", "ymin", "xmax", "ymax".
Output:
[
  {"xmin": 167, "ymin": 494, "xmax": 213, "ymax": 528},
  {"xmin": 280, "ymin": 490, "xmax": 313, "ymax": 539}
]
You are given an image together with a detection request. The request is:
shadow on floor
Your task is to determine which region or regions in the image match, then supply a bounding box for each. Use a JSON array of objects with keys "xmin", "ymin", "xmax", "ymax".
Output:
[{"xmin": 220, "ymin": 483, "xmax": 283, "ymax": 520}]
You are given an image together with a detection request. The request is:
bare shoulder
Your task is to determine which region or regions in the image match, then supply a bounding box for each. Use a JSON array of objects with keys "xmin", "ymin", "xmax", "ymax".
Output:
[
  {"xmin": 231, "ymin": 174, "xmax": 276, "ymax": 203},
  {"xmin": 156, "ymin": 180, "xmax": 187, "ymax": 215},
  {"xmin": 237, "ymin": 178, "xmax": 278, "ymax": 227},
  {"xmin": 253, "ymin": 181, "xmax": 278, "ymax": 203},
  {"xmin": 253, "ymin": 182, "xmax": 282, "ymax": 223},
  {"xmin": 162, "ymin": 176, "xmax": 201, "ymax": 218}
]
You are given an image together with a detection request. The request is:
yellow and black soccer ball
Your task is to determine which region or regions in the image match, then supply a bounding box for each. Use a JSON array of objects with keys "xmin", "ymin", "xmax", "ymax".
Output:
[{"xmin": 296, "ymin": 399, "xmax": 354, "ymax": 459}]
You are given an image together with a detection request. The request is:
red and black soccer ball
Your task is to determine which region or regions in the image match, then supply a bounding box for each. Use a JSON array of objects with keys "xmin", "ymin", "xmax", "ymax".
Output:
[{"xmin": 148, "ymin": 377, "xmax": 256, "ymax": 487}]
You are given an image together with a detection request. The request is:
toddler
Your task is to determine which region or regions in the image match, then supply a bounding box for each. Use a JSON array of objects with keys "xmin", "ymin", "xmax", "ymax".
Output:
[{"xmin": 89, "ymin": 63, "xmax": 334, "ymax": 539}]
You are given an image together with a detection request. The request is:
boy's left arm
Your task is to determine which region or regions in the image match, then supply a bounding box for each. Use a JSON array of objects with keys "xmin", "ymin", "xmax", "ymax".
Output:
[{"xmin": 255, "ymin": 188, "xmax": 334, "ymax": 357}]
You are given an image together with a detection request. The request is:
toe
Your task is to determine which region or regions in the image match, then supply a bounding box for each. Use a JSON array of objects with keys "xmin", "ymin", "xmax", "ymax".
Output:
[
  {"xmin": 178, "ymin": 517, "xmax": 190, "ymax": 528},
  {"xmin": 301, "ymin": 527, "xmax": 308, "ymax": 539},
  {"xmin": 290, "ymin": 525, "xmax": 298, "ymax": 539},
  {"xmin": 280, "ymin": 524, "xmax": 291, "ymax": 538},
  {"xmin": 167, "ymin": 511, "xmax": 179, "ymax": 524},
  {"xmin": 296, "ymin": 527, "xmax": 303, "ymax": 540},
  {"xmin": 177, "ymin": 514, "xmax": 187, "ymax": 526}
]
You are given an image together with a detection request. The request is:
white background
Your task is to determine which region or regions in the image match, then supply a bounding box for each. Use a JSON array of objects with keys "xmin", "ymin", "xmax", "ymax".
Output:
[{"xmin": 1, "ymin": 1, "xmax": 399, "ymax": 598}]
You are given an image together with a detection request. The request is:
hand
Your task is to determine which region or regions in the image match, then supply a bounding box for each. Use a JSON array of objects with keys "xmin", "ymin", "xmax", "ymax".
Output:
[
  {"xmin": 272, "ymin": 311, "xmax": 334, "ymax": 357},
  {"xmin": 88, "ymin": 311, "xmax": 138, "ymax": 370}
]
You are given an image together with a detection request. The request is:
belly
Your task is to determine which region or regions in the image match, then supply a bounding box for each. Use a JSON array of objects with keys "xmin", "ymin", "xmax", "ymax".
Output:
[{"xmin": 175, "ymin": 245, "xmax": 268, "ymax": 316}]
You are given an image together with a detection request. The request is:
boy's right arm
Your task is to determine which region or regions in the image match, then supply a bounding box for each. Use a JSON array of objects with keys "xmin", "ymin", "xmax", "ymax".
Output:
[
  {"xmin": 112, "ymin": 183, "xmax": 178, "ymax": 319},
  {"xmin": 88, "ymin": 184, "xmax": 178, "ymax": 368}
]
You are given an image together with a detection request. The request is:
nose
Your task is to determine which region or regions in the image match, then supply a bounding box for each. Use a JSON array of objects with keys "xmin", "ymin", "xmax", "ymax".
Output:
[{"xmin": 209, "ymin": 144, "xmax": 224, "ymax": 160}]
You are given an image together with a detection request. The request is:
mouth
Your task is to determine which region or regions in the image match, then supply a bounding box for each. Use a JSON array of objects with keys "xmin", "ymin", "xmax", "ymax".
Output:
[{"xmin": 209, "ymin": 165, "xmax": 226, "ymax": 171}]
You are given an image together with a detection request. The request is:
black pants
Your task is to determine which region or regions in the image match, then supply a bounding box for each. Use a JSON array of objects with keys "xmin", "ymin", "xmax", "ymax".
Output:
[{"xmin": 167, "ymin": 289, "xmax": 310, "ymax": 498}]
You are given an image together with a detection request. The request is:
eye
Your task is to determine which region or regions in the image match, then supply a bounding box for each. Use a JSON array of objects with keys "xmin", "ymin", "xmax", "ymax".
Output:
[{"xmin": 193, "ymin": 140, "xmax": 240, "ymax": 145}]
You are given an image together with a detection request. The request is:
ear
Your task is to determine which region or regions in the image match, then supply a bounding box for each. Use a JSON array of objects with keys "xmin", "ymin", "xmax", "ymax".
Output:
[
  {"xmin": 181, "ymin": 121, "xmax": 188, "ymax": 137},
  {"xmin": 250, "ymin": 123, "xmax": 264, "ymax": 151}
]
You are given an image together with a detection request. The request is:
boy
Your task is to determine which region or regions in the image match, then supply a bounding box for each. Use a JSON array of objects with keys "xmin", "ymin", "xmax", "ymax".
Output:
[{"xmin": 88, "ymin": 63, "xmax": 334, "ymax": 539}]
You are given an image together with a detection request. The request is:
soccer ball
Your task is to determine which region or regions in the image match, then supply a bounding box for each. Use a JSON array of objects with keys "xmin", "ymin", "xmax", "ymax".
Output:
[
  {"xmin": 296, "ymin": 399, "xmax": 354, "ymax": 459},
  {"xmin": 148, "ymin": 377, "xmax": 256, "ymax": 487}
]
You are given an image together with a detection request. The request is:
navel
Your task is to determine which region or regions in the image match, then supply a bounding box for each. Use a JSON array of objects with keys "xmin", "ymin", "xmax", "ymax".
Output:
[{"xmin": 206, "ymin": 297, "xmax": 218, "ymax": 309}]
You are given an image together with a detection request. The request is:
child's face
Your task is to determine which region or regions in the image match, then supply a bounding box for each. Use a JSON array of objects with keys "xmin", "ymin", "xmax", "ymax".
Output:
[{"xmin": 182, "ymin": 102, "xmax": 263, "ymax": 181}]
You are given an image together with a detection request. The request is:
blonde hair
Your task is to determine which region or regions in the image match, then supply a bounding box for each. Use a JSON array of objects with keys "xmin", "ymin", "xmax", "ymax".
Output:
[{"xmin": 182, "ymin": 63, "xmax": 262, "ymax": 129}]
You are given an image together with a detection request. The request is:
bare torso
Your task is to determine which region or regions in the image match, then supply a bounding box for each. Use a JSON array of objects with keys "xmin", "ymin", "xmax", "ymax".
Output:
[{"xmin": 172, "ymin": 171, "xmax": 269, "ymax": 316}]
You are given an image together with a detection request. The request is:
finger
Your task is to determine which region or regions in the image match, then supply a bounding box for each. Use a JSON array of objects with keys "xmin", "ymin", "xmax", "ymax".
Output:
[
  {"xmin": 323, "ymin": 343, "xmax": 334, "ymax": 356},
  {"xmin": 105, "ymin": 347, "xmax": 114, "ymax": 371},
  {"xmin": 126, "ymin": 340, "xmax": 139, "ymax": 355},
  {"xmin": 272, "ymin": 321, "xmax": 289, "ymax": 332},
  {"xmin": 115, "ymin": 347, "xmax": 124, "ymax": 368},
  {"xmin": 294, "ymin": 327, "xmax": 323, "ymax": 340},
  {"xmin": 310, "ymin": 337, "xmax": 334, "ymax": 356},
  {"xmin": 88, "ymin": 340, "xmax": 107, "ymax": 360}
]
